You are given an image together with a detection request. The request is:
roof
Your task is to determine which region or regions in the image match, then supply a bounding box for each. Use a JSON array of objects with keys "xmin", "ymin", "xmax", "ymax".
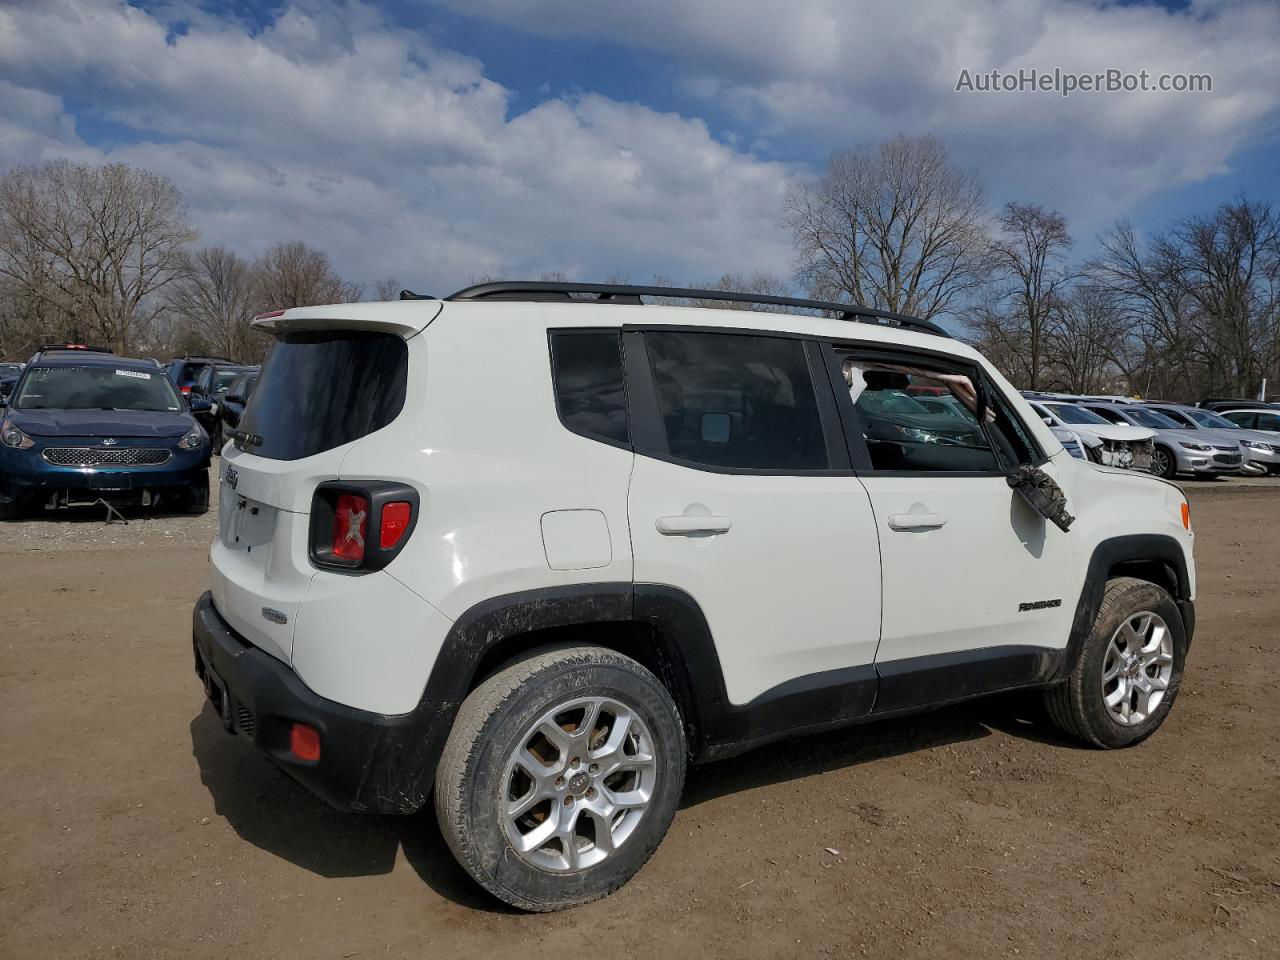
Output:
[
  {"xmin": 30, "ymin": 351, "xmax": 159, "ymax": 370},
  {"xmin": 253, "ymin": 292, "xmax": 976, "ymax": 360}
]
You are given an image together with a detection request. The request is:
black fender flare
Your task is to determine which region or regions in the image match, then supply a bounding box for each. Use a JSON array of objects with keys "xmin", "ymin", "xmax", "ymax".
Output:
[
  {"xmin": 419, "ymin": 582, "xmax": 877, "ymax": 762},
  {"xmin": 1055, "ymin": 534, "xmax": 1195, "ymax": 683}
]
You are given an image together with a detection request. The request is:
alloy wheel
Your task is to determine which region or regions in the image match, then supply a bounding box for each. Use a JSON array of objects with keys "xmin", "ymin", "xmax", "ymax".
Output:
[
  {"xmin": 1101, "ymin": 611, "xmax": 1174, "ymax": 725},
  {"xmin": 501, "ymin": 696, "xmax": 657, "ymax": 872}
]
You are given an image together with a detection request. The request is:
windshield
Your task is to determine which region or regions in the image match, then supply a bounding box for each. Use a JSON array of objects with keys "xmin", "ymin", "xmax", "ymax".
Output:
[
  {"xmin": 0, "ymin": 364, "xmax": 22, "ymax": 377},
  {"xmin": 14, "ymin": 365, "xmax": 183, "ymax": 411},
  {"xmin": 1120, "ymin": 407, "xmax": 1180, "ymax": 429},
  {"xmin": 1184, "ymin": 408, "xmax": 1236, "ymax": 429},
  {"xmin": 1046, "ymin": 403, "xmax": 1109, "ymax": 425}
]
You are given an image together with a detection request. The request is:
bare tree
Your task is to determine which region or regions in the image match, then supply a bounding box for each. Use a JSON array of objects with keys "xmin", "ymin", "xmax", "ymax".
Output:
[
  {"xmin": 0, "ymin": 160, "xmax": 196, "ymax": 352},
  {"xmin": 990, "ymin": 202, "xmax": 1073, "ymax": 390},
  {"xmin": 164, "ymin": 246, "xmax": 258, "ymax": 360},
  {"xmin": 784, "ymin": 134, "xmax": 992, "ymax": 322},
  {"xmin": 254, "ymin": 241, "xmax": 362, "ymax": 310},
  {"xmin": 372, "ymin": 277, "xmax": 402, "ymax": 301},
  {"xmin": 1046, "ymin": 285, "xmax": 1126, "ymax": 394},
  {"xmin": 1086, "ymin": 198, "xmax": 1280, "ymax": 399}
]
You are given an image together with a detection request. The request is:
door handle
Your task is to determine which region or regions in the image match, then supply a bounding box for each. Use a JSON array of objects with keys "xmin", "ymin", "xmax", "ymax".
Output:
[
  {"xmin": 656, "ymin": 515, "xmax": 732, "ymax": 535},
  {"xmin": 887, "ymin": 512, "xmax": 947, "ymax": 531}
]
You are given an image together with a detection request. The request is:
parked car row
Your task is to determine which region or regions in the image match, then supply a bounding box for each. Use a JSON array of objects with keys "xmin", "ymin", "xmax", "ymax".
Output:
[
  {"xmin": 1021, "ymin": 391, "xmax": 1280, "ymax": 479},
  {"xmin": 0, "ymin": 343, "xmax": 258, "ymax": 519}
]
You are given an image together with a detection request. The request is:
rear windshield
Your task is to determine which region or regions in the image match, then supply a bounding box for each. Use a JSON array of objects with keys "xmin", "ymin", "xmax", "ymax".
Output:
[{"xmin": 236, "ymin": 331, "xmax": 407, "ymax": 461}]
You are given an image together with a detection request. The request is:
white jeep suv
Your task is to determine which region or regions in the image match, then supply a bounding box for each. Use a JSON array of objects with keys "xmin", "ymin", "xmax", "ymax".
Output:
[{"xmin": 193, "ymin": 282, "xmax": 1195, "ymax": 911}]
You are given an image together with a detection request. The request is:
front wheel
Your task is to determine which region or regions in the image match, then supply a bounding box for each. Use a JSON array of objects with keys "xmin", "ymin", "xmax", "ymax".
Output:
[
  {"xmin": 1045, "ymin": 577, "xmax": 1186, "ymax": 748},
  {"xmin": 1151, "ymin": 444, "xmax": 1178, "ymax": 479},
  {"xmin": 434, "ymin": 646, "xmax": 686, "ymax": 911},
  {"xmin": 0, "ymin": 497, "xmax": 27, "ymax": 521},
  {"xmin": 183, "ymin": 474, "xmax": 210, "ymax": 515}
]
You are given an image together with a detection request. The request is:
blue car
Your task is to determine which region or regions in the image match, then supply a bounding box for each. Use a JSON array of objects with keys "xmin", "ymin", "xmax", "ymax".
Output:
[{"xmin": 0, "ymin": 347, "xmax": 211, "ymax": 520}]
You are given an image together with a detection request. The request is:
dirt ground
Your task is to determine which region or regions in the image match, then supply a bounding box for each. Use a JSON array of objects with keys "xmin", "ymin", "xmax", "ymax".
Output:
[{"xmin": 1, "ymin": 470, "xmax": 1277, "ymax": 959}]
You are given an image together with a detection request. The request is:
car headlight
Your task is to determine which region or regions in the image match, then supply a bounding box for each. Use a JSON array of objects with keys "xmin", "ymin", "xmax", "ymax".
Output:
[
  {"xmin": 1243, "ymin": 440, "xmax": 1274, "ymax": 453},
  {"xmin": 1178, "ymin": 441, "xmax": 1212, "ymax": 452},
  {"xmin": 0, "ymin": 419, "xmax": 34, "ymax": 449},
  {"xmin": 178, "ymin": 426, "xmax": 206, "ymax": 449}
]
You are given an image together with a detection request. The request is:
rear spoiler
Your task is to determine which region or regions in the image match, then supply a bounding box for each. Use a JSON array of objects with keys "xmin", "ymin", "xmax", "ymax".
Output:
[{"xmin": 252, "ymin": 300, "xmax": 443, "ymax": 338}]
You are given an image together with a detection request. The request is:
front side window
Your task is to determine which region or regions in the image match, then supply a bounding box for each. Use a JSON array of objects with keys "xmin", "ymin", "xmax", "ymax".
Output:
[
  {"xmin": 14, "ymin": 365, "xmax": 182, "ymax": 412},
  {"xmin": 1256, "ymin": 413, "xmax": 1280, "ymax": 431},
  {"xmin": 549, "ymin": 331, "xmax": 629, "ymax": 445},
  {"xmin": 839, "ymin": 355, "xmax": 997, "ymax": 471},
  {"xmin": 643, "ymin": 331, "xmax": 828, "ymax": 470}
]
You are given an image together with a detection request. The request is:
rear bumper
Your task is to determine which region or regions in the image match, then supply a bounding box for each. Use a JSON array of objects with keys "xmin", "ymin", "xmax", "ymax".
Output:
[{"xmin": 191, "ymin": 592, "xmax": 456, "ymax": 814}]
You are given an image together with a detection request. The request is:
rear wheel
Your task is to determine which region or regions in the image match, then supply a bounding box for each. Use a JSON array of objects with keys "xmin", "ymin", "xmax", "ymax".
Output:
[
  {"xmin": 434, "ymin": 646, "xmax": 686, "ymax": 911},
  {"xmin": 1151, "ymin": 445, "xmax": 1178, "ymax": 479},
  {"xmin": 1045, "ymin": 577, "xmax": 1186, "ymax": 748}
]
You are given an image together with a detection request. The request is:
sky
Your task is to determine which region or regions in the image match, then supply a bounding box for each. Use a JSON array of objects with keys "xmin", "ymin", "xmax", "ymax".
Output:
[{"xmin": 1, "ymin": 0, "xmax": 1277, "ymax": 300}]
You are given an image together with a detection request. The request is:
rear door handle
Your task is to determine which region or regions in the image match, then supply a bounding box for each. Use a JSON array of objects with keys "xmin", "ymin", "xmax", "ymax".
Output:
[
  {"xmin": 887, "ymin": 512, "xmax": 947, "ymax": 531},
  {"xmin": 656, "ymin": 515, "xmax": 732, "ymax": 535}
]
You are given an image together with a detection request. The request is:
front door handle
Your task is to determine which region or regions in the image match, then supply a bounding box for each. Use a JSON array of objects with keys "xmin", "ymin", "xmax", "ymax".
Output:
[
  {"xmin": 887, "ymin": 512, "xmax": 947, "ymax": 531},
  {"xmin": 656, "ymin": 515, "xmax": 732, "ymax": 535}
]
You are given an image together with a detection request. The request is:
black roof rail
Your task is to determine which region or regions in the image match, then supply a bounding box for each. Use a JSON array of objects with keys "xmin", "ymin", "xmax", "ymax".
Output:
[{"xmin": 445, "ymin": 281, "xmax": 951, "ymax": 338}]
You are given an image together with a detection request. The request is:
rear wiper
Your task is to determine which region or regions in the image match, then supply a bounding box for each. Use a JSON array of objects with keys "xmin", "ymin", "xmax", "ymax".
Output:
[{"xmin": 230, "ymin": 428, "xmax": 264, "ymax": 449}]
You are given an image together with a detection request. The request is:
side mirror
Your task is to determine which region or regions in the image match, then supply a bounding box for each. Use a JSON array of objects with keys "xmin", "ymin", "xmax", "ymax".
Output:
[{"xmin": 1006, "ymin": 465, "xmax": 1074, "ymax": 532}]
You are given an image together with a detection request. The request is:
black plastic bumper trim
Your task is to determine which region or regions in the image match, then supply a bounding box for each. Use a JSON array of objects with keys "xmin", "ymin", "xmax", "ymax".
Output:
[{"xmin": 191, "ymin": 592, "xmax": 456, "ymax": 814}]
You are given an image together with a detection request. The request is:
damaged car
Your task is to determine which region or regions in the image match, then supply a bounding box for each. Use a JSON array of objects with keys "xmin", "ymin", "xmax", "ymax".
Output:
[{"xmin": 1024, "ymin": 398, "xmax": 1156, "ymax": 471}]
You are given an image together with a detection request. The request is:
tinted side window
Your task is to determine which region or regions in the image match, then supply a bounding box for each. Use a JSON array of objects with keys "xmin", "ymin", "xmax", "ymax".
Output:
[
  {"xmin": 644, "ymin": 331, "xmax": 828, "ymax": 470},
  {"xmin": 549, "ymin": 331, "xmax": 629, "ymax": 445}
]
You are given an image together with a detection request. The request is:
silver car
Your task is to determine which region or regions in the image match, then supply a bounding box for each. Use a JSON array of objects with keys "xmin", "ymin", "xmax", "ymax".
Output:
[
  {"xmin": 1078, "ymin": 402, "xmax": 1243, "ymax": 479},
  {"xmin": 1145, "ymin": 403, "xmax": 1280, "ymax": 475}
]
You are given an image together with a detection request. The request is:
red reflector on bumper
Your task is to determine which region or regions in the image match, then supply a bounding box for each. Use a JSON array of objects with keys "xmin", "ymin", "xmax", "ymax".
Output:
[{"xmin": 290, "ymin": 723, "xmax": 321, "ymax": 762}]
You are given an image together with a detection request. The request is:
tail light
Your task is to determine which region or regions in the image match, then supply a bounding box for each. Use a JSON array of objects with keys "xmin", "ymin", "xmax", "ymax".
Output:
[
  {"xmin": 309, "ymin": 481, "xmax": 419, "ymax": 571},
  {"xmin": 180, "ymin": 385, "xmax": 192, "ymax": 395},
  {"xmin": 333, "ymin": 493, "xmax": 369, "ymax": 563}
]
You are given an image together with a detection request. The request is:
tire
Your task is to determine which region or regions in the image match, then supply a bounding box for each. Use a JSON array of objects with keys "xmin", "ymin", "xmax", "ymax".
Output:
[
  {"xmin": 1151, "ymin": 444, "xmax": 1178, "ymax": 479},
  {"xmin": 1045, "ymin": 577, "xmax": 1186, "ymax": 748},
  {"xmin": 184, "ymin": 474, "xmax": 210, "ymax": 515},
  {"xmin": 209, "ymin": 421, "xmax": 224, "ymax": 454},
  {"xmin": 434, "ymin": 645, "xmax": 686, "ymax": 912}
]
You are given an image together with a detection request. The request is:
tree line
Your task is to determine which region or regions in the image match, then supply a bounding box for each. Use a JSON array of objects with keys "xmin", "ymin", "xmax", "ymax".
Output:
[
  {"xmin": 0, "ymin": 160, "xmax": 375, "ymax": 363},
  {"xmin": 3, "ymin": 147, "xmax": 1278, "ymax": 401}
]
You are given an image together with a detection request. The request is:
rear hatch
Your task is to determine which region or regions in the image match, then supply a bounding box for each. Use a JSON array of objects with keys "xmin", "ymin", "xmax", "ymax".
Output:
[{"xmin": 211, "ymin": 306, "xmax": 436, "ymax": 663}]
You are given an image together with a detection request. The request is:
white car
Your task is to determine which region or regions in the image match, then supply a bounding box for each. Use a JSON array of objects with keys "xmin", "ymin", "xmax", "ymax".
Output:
[
  {"xmin": 193, "ymin": 282, "xmax": 1196, "ymax": 911},
  {"xmin": 1219, "ymin": 407, "xmax": 1280, "ymax": 436},
  {"xmin": 1026, "ymin": 399, "xmax": 1156, "ymax": 470}
]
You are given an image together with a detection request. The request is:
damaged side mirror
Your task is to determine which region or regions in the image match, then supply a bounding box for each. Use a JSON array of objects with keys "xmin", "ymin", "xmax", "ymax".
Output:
[{"xmin": 1006, "ymin": 465, "xmax": 1075, "ymax": 532}]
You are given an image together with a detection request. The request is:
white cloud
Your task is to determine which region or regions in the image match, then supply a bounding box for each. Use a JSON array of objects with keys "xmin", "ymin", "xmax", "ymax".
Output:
[
  {"xmin": 0, "ymin": 0, "xmax": 793, "ymax": 291},
  {"xmin": 424, "ymin": 0, "xmax": 1280, "ymax": 236}
]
